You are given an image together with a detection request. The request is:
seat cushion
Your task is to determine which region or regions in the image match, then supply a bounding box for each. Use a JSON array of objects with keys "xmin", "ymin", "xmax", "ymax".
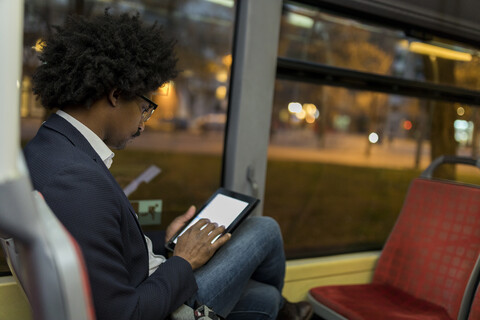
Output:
[{"xmin": 309, "ymin": 284, "xmax": 452, "ymax": 320}]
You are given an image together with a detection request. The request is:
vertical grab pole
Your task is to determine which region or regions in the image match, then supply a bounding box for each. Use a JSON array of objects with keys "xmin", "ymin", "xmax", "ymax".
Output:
[{"xmin": 0, "ymin": 0, "xmax": 24, "ymax": 183}]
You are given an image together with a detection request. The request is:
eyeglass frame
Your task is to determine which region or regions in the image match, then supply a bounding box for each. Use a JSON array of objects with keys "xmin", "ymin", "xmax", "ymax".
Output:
[{"xmin": 136, "ymin": 94, "xmax": 158, "ymax": 122}]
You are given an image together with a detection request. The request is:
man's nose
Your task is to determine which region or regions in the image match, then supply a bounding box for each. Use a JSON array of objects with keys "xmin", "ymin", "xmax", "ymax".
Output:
[{"xmin": 138, "ymin": 120, "xmax": 145, "ymax": 132}]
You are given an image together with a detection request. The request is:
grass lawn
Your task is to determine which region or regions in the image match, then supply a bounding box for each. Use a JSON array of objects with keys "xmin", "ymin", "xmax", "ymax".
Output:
[
  {"xmin": 113, "ymin": 150, "xmax": 480, "ymax": 258},
  {"xmin": 264, "ymin": 161, "xmax": 419, "ymax": 257}
]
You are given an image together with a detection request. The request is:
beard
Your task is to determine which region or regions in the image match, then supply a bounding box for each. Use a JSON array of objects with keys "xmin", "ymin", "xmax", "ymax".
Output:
[
  {"xmin": 108, "ymin": 129, "xmax": 142, "ymax": 150},
  {"xmin": 132, "ymin": 129, "xmax": 141, "ymax": 137}
]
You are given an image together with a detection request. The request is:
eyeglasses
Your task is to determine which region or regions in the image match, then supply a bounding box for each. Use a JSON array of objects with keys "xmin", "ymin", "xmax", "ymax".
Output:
[{"xmin": 136, "ymin": 94, "xmax": 158, "ymax": 122}]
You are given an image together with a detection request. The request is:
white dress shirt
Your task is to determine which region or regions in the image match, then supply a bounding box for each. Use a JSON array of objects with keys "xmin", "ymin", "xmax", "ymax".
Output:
[{"xmin": 57, "ymin": 110, "xmax": 166, "ymax": 275}]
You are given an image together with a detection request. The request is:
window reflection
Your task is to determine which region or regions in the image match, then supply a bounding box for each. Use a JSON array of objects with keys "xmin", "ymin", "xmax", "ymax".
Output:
[{"xmin": 280, "ymin": 2, "xmax": 480, "ymax": 91}]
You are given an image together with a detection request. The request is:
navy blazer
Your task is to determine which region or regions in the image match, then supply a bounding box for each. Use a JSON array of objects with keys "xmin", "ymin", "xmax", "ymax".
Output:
[{"xmin": 24, "ymin": 114, "xmax": 197, "ymax": 320}]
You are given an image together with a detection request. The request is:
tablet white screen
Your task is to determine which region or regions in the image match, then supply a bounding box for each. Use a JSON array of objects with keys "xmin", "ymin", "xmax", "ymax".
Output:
[{"xmin": 173, "ymin": 194, "xmax": 249, "ymax": 244}]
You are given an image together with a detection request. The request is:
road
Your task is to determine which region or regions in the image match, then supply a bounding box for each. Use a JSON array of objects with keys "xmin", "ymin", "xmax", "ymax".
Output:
[
  {"xmin": 22, "ymin": 118, "xmax": 477, "ymax": 173},
  {"xmin": 128, "ymin": 128, "xmax": 476, "ymax": 172}
]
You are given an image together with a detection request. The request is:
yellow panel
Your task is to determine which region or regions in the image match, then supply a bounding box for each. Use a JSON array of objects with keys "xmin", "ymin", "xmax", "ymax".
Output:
[
  {"xmin": 283, "ymin": 271, "xmax": 374, "ymax": 302},
  {"xmin": 0, "ymin": 277, "xmax": 32, "ymax": 320},
  {"xmin": 282, "ymin": 251, "xmax": 380, "ymax": 302},
  {"xmin": 0, "ymin": 252, "xmax": 381, "ymax": 317}
]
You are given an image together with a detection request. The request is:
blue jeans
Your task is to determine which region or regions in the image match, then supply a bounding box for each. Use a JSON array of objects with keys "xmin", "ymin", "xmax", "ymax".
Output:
[{"xmin": 190, "ymin": 216, "xmax": 286, "ymax": 319}]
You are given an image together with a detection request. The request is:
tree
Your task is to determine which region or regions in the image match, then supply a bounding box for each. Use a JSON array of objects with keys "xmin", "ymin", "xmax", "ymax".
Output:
[{"xmin": 423, "ymin": 56, "xmax": 457, "ymax": 179}]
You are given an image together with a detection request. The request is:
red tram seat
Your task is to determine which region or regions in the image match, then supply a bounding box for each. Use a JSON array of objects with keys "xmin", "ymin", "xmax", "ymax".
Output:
[
  {"xmin": 469, "ymin": 285, "xmax": 480, "ymax": 319},
  {"xmin": 308, "ymin": 156, "xmax": 480, "ymax": 320},
  {"xmin": 0, "ymin": 176, "xmax": 95, "ymax": 320}
]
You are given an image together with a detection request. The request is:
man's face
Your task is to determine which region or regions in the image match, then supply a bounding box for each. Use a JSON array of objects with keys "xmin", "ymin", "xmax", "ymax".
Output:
[{"xmin": 104, "ymin": 92, "xmax": 154, "ymax": 150}]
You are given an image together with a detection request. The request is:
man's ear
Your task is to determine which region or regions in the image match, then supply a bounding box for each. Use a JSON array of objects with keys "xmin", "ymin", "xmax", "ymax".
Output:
[{"xmin": 107, "ymin": 89, "xmax": 121, "ymax": 107}]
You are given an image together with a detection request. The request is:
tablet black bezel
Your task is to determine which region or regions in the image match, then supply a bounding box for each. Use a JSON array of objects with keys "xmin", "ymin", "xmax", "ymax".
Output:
[{"xmin": 165, "ymin": 188, "xmax": 259, "ymax": 252}]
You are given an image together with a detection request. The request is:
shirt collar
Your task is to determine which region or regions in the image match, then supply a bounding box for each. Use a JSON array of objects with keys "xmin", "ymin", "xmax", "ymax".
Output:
[{"xmin": 56, "ymin": 110, "xmax": 115, "ymax": 168}]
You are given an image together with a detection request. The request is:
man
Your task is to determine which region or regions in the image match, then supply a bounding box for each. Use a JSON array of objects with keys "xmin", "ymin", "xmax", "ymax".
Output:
[{"xmin": 24, "ymin": 11, "xmax": 312, "ymax": 320}]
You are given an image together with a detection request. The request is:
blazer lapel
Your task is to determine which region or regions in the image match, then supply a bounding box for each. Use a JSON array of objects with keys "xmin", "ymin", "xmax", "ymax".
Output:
[{"xmin": 43, "ymin": 114, "xmax": 103, "ymax": 164}]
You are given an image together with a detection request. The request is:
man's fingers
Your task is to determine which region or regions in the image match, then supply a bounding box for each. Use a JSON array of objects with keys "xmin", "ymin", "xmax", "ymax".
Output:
[
  {"xmin": 175, "ymin": 206, "xmax": 196, "ymax": 225},
  {"xmin": 207, "ymin": 226, "xmax": 227, "ymax": 246},
  {"xmin": 183, "ymin": 219, "xmax": 228, "ymax": 243},
  {"xmin": 189, "ymin": 221, "xmax": 226, "ymax": 244},
  {"xmin": 165, "ymin": 206, "xmax": 197, "ymax": 241},
  {"xmin": 207, "ymin": 225, "xmax": 225, "ymax": 239},
  {"xmin": 184, "ymin": 205, "xmax": 196, "ymax": 220},
  {"xmin": 211, "ymin": 232, "xmax": 231, "ymax": 249},
  {"xmin": 191, "ymin": 218, "xmax": 211, "ymax": 230},
  {"xmin": 174, "ymin": 222, "xmax": 231, "ymax": 270}
]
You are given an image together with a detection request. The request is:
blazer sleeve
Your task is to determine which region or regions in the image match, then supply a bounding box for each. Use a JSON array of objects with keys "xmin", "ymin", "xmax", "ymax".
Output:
[{"xmin": 40, "ymin": 163, "xmax": 197, "ymax": 320}]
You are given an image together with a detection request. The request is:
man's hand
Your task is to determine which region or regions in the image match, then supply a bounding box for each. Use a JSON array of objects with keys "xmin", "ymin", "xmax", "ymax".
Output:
[
  {"xmin": 165, "ymin": 205, "xmax": 196, "ymax": 242},
  {"xmin": 173, "ymin": 219, "xmax": 231, "ymax": 270}
]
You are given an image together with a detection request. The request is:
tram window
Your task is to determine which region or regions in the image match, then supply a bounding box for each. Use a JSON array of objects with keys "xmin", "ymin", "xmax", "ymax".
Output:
[
  {"xmin": 6, "ymin": 0, "xmax": 236, "ymax": 274},
  {"xmin": 280, "ymin": 2, "xmax": 480, "ymax": 91},
  {"xmin": 266, "ymin": 79, "xmax": 480, "ymax": 258},
  {"xmin": 270, "ymin": 2, "xmax": 480, "ymax": 259}
]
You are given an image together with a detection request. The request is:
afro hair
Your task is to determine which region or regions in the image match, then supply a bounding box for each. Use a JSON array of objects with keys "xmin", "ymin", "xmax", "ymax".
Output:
[{"xmin": 32, "ymin": 10, "xmax": 178, "ymax": 109}]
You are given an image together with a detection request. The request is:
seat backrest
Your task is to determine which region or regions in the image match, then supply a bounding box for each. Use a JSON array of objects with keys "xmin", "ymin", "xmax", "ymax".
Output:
[
  {"xmin": 373, "ymin": 177, "xmax": 480, "ymax": 319},
  {"xmin": 0, "ymin": 176, "xmax": 95, "ymax": 320},
  {"xmin": 468, "ymin": 285, "xmax": 480, "ymax": 319}
]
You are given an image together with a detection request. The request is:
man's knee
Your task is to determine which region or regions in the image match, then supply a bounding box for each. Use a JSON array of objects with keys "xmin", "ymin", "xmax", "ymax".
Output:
[{"xmin": 246, "ymin": 216, "xmax": 281, "ymax": 237}]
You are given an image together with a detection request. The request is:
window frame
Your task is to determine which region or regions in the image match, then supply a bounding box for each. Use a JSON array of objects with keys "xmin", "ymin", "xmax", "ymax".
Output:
[{"xmin": 222, "ymin": 0, "xmax": 283, "ymax": 214}]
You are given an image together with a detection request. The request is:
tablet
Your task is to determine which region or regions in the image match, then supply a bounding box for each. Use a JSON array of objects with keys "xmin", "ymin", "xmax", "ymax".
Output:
[{"xmin": 165, "ymin": 188, "xmax": 259, "ymax": 252}]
